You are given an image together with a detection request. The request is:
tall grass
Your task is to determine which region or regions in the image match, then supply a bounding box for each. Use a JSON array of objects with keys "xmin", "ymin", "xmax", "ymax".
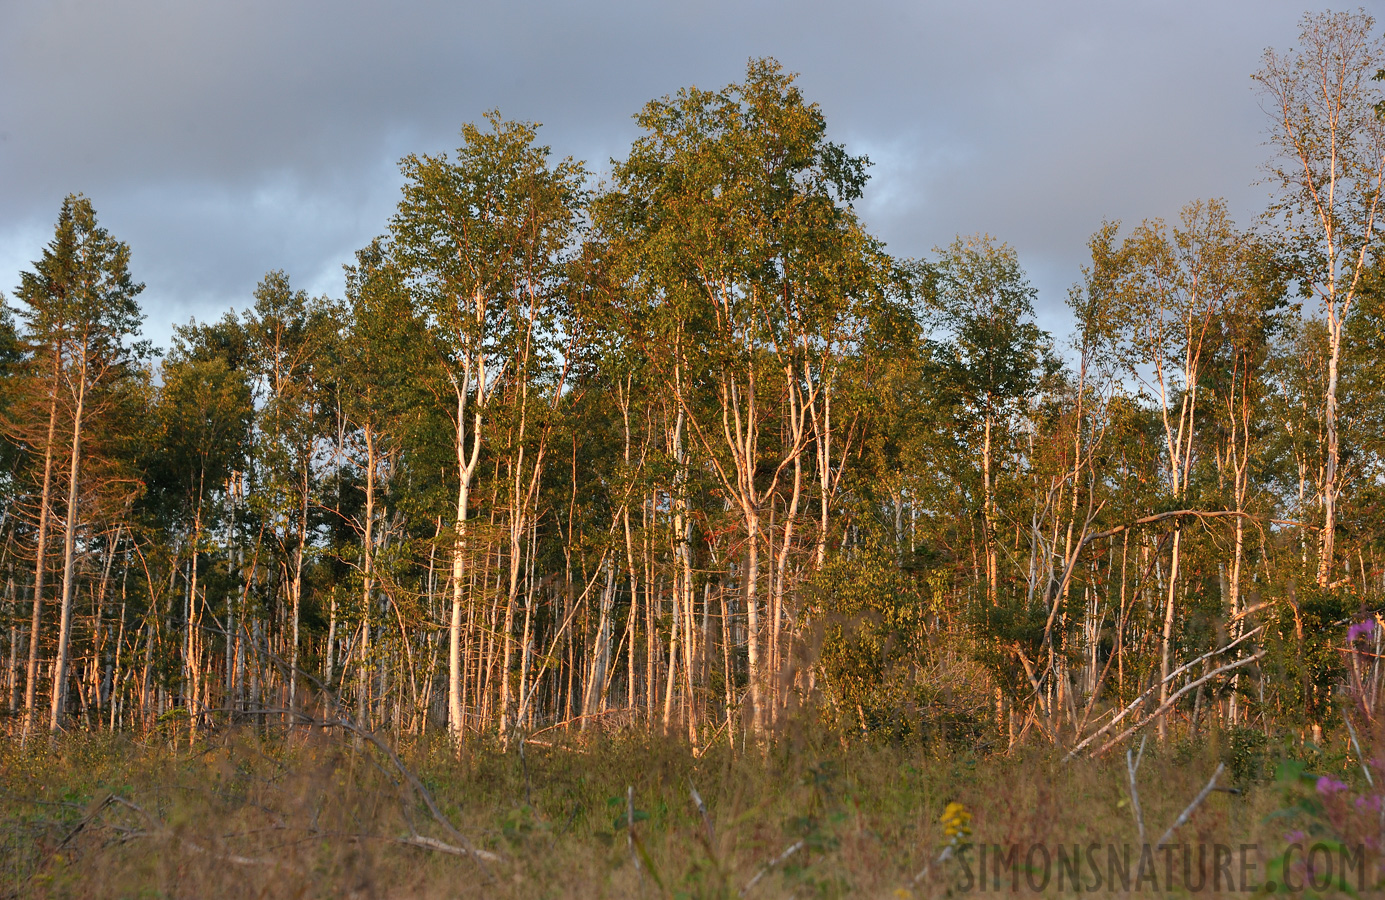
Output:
[{"xmin": 0, "ymin": 720, "xmax": 1370, "ymax": 898}]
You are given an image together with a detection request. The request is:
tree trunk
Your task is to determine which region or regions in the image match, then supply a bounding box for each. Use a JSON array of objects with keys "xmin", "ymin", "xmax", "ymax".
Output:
[
  {"xmin": 359, "ymin": 426, "xmax": 377, "ymax": 723},
  {"xmin": 22, "ymin": 357, "xmax": 60, "ymax": 742},
  {"xmin": 1319, "ymin": 313, "xmax": 1341, "ymax": 586},
  {"xmin": 743, "ymin": 501, "xmax": 761, "ymax": 734},
  {"xmin": 583, "ymin": 556, "xmax": 615, "ymax": 726},
  {"xmin": 447, "ymin": 366, "xmax": 482, "ymax": 744},
  {"xmin": 499, "ymin": 451, "xmax": 525, "ymax": 742},
  {"xmin": 982, "ymin": 408, "xmax": 998, "ymax": 605},
  {"xmin": 1157, "ymin": 528, "xmax": 1183, "ymax": 743},
  {"xmin": 287, "ymin": 458, "xmax": 308, "ymax": 718},
  {"xmin": 49, "ymin": 370, "xmax": 86, "ymax": 733}
]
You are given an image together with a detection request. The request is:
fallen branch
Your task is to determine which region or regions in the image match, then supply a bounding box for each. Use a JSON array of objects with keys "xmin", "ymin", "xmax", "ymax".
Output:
[
  {"xmin": 524, "ymin": 708, "xmax": 632, "ymax": 741},
  {"xmin": 1126, "ymin": 736, "xmax": 1147, "ymax": 844},
  {"xmin": 220, "ymin": 704, "xmax": 502, "ymax": 869},
  {"xmin": 1231, "ymin": 602, "xmax": 1268, "ymax": 623},
  {"xmin": 235, "ymin": 646, "xmax": 504, "ymax": 873},
  {"xmin": 104, "ymin": 813, "xmax": 480, "ymax": 869},
  {"xmin": 53, "ymin": 792, "xmax": 114, "ymax": 855},
  {"xmin": 690, "ymin": 778, "xmax": 716, "ymax": 849},
  {"xmin": 1042, "ymin": 509, "xmax": 1254, "ymax": 657},
  {"xmin": 305, "ymin": 711, "xmax": 504, "ymax": 867},
  {"xmin": 1063, "ymin": 627, "xmax": 1263, "ymax": 760},
  {"xmin": 1157, "ymin": 763, "xmax": 1225, "ymax": 846},
  {"xmin": 694, "ymin": 691, "xmax": 748, "ymax": 757},
  {"xmin": 521, "ymin": 737, "xmax": 589, "ymax": 753},
  {"xmin": 1092, "ymin": 652, "xmax": 1265, "ymax": 756},
  {"xmin": 741, "ymin": 840, "xmax": 805, "ymax": 896},
  {"xmin": 394, "ymin": 833, "xmax": 493, "ymax": 859},
  {"xmin": 1344, "ymin": 715, "xmax": 1374, "ymax": 787}
]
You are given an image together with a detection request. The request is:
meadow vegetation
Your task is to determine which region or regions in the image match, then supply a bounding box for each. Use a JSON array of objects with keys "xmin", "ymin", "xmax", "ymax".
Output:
[{"xmin": 1, "ymin": 717, "xmax": 1354, "ymax": 899}]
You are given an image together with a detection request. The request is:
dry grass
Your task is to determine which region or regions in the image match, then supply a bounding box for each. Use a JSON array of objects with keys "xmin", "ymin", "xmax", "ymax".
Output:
[{"xmin": 0, "ymin": 721, "xmax": 1349, "ymax": 898}]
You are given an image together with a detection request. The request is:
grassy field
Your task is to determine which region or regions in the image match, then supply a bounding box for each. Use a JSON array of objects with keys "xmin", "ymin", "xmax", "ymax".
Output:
[{"xmin": 0, "ymin": 720, "xmax": 1372, "ymax": 898}]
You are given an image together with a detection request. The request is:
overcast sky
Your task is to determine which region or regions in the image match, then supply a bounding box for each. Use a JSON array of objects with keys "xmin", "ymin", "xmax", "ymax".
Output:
[{"xmin": 2, "ymin": 1, "xmax": 1376, "ymax": 353}]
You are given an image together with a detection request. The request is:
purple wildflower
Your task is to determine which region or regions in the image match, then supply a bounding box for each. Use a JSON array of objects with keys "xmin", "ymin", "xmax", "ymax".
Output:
[
  {"xmin": 1317, "ymin": 775, "xmax": 1348, "ymax": 795},
  {"xmin": 1348, "ymin": 619, "xmax": 1376, "ymax": 643}
]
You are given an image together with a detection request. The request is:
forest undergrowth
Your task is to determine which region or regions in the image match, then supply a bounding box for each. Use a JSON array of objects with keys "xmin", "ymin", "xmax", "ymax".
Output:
[{"xmin": 2, "ymin": 714, "xmax": 1375, "ymax": 899}]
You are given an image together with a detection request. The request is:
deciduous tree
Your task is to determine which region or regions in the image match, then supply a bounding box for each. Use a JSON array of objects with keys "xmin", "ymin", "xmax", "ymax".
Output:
[{"xmin": 1256, "ymin": 10, "xmax": 1385, "ymax": 586}]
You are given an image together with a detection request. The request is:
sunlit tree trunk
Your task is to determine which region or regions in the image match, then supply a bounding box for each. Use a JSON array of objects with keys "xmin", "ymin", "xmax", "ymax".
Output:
[
  {"xmin": 448, "ymin": 358, "xmax": 483, "ymax": 743},
  {"xmin": 49, "ymin": 361, "xmax": 87, "ymax": 733},
  {"xmin": 22, "ymin": 355, "xmax": 59, "ymax": 743}
]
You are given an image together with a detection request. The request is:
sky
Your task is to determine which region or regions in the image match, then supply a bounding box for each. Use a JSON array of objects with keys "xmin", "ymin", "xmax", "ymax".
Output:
[{"xmin": 1, "ymin": 0, "xmax": 1376, "ymax": 354}]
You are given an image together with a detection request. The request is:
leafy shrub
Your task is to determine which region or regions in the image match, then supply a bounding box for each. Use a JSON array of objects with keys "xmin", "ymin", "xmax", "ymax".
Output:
[
  {"xmin": 805, "ymin": 541, "xmax": 931, "ymax": 741},
  {"xmin": 1224, "ymin": 724, "xmax": 1270, "ymax": 786}
]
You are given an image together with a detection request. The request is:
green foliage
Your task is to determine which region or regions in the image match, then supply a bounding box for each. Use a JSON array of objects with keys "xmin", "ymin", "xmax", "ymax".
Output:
[
  {"xmin": 1224, "ymin": 724, "xmax": 1271, "ymax": 786},
  {"xmin": 1260, "ymin": 580, "xmax": 1354, "ymax": 728},
  {"xmin": 145, "ymin": 354, "xmax": 252, "ymax": 518},
  {"xmin": 806, "ymin": 542, "xmax": 932, "ymax": 740},
  {"xmin": 964, "ymin": 588, "xmax": 1053, "ymax": 701},
  {"xmin": 391, "ymin": 112, "xmax": 584, "ymax": 379},
  {"xmin": 5, "ymin": 193, "xmax": 152, "ymax": 515},
  {"xmin": 13, "ymin": 193, "xmax": 147, "ymax": 361},
  {"xmin": 0, "ymin": 301, "xmax": 22, "ymax": 481},
  {"xmin": 931, "ymin": 234, "xmax": 1055, "ymax": 420},
  {"xmin": 1259, "ymin": 758, "xmax": 1380, "ymax": 897}
]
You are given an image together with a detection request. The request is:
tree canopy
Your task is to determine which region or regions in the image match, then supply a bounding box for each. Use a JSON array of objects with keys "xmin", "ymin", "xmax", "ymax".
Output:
[{"xmin": 5, "ymin": 34, "xmax": 1385, "ymax": 756}]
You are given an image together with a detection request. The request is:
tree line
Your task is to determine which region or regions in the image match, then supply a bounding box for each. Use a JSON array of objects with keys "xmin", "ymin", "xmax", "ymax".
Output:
[{"xmin": 4, "ymin": 13, "xmax": 1385, "ymax": 753}]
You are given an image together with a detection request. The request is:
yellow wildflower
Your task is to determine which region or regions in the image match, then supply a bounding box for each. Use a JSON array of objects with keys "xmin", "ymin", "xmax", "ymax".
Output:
[{"xmin": 940, "ymin": 801, "xmax": 971, "ymax": 840}]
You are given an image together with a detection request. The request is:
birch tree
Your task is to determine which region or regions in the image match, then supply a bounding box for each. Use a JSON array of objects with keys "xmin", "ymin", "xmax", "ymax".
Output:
[
  {"xmin": 390, "ymin": 114, "xmax": 584, "ymax": 743},
  {"xmin": 1098, "ymin": 200, "xmax": 1242, "ymax": 741},
  {"xmin": 242, "ymin": 273, "xmax": 334, "ymax": 717},
  {"xmin": 933, "ymin": 235, "xmax": 1051, "ymax": 608},
  {"xmin": 1256, "ymin": 10, "xmax": 1385, "ymax": 586},
  {"xmin": 602, "ymin": 59, "xmax": 873, "ymax": 733}
]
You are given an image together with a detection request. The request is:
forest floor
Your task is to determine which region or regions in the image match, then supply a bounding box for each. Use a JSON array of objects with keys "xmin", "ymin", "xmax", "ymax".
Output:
[{"xmin": 0, "ymin": 719, "xmax": 1367, "ymax": 898}]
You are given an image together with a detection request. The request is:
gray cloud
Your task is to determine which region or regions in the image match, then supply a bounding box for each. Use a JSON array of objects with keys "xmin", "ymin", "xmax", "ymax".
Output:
[{"xmin": 0, "ymin": 0, "xmax": 1368, "ymax": 350}]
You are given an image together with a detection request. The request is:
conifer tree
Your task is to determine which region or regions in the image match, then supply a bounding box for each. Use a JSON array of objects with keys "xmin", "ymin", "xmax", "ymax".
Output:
[{"xmin": 7, "ymin": 195, "xmax": 146, "ymax": 733}]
